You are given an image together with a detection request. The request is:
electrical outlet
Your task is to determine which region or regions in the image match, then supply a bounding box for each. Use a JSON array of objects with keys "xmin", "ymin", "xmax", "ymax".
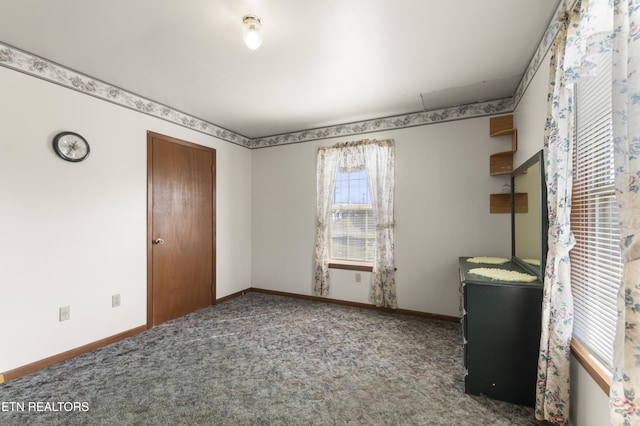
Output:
[
  {"xmin": 59, "ymin": 306, "xmax": 70, "ymax": 322},
  {"xmin": 112, "ymin": 294, "xmax": 121, "ymax": 308},
  {"xmin": 355, "ymin": 273, "xmax": 362, "ymax": 283}
]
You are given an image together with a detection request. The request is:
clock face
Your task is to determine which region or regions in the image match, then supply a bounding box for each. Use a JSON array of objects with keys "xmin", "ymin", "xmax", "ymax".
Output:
[{"xmin": 53, "ymin": 132, "xmax": 90, "ymax": 162}]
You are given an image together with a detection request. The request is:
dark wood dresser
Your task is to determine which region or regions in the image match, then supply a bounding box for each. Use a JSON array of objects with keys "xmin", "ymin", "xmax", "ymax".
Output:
[{"xmin": 458, "ymin": 256, "xmax": 543, "ymax": 407}]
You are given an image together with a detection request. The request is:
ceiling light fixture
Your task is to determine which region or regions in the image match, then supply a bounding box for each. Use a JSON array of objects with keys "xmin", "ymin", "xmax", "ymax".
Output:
[{"xmin": 242, "ymin": 15, "xmax": 263, "ymax": 50}]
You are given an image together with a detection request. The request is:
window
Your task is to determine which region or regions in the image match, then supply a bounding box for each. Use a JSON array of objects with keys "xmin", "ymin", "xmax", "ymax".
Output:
[
  {"xmin": 314, "ymin": 139, "xmax": 395, "ymax": 306},
  {"xmin": 571, "ymin": 50, "xmax": 622, "ymax": 372},
  {"xmin": 329, "ymin": 169, "xmax": 375, "ymax": 263}
]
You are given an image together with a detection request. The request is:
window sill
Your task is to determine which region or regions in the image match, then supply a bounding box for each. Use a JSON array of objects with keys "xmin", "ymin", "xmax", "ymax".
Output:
[
  {"xmin": 328, "ymin": 262, "xmax": 373, "ymax": 272},
  {"xmin": 571, "ymin": 338, "xmax": 612, "ymax": 395}
]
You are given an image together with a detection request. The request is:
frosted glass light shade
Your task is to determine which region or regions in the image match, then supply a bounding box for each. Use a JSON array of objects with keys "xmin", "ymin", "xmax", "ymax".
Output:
[{"xmin": 242, "ymin": 15, "xmax": 263, "ymax": 50}]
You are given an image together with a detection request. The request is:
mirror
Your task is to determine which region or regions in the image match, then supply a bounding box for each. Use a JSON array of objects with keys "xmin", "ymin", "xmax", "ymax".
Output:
[{"xmin": 511, "ymin": 150, "xmax": 548, "ymax": 280}]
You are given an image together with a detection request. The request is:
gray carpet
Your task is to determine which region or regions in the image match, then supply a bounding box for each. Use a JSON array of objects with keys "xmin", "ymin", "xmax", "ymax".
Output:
[{"xmin": 0, "ymin": 292, "xmax": 545, "ymax": 425}]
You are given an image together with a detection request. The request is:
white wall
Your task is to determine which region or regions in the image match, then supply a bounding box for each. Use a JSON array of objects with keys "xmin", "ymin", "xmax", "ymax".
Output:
[
  {"xmin": 570, "ymin": 360, "xmax": 611, "ymax": 425},
  {"xmin": 514, "ymin": 52, "xmax": 610, "ymax": 424},
  {"xmin": 0, "ymin": 66, "xmax": 252, "ymax": 373},
  {"xmin": 252, "ymin": 118, "xmax": 512, "ymax": 317}
]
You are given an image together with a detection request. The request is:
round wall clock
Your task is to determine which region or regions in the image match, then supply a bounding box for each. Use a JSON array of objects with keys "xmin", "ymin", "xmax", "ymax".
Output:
[{"xmin": 52, "ymin": 131, "xmax": 90, "ymax": 162}]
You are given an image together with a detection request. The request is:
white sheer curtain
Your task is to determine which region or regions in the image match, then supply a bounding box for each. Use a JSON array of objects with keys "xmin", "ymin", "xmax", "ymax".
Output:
[
  {"xmin": 313, "ymin": 139, "xmax": 396, "ymax": 308},
  {"xmin": 363, "ymin": 141, "xmax": 397, "ymax": 308},
  {"xmin": 314, "ymin": 147, "xmax": 339, "ymax": 297}
]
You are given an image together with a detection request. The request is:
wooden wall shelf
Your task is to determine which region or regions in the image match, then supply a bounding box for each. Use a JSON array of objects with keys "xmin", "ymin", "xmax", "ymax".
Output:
[
  {"xmin": 489, "ymin": 115, "xmax": 517, "ymax": 175},
  {"xmin": 487, "ymin": 114, "xmax": 519, "ymax": 213},
  {"xmin": 490, "ymin": 193, "xmax": 528, "ymax": 214},
  {"xmin": 490, "ymin": 150, "xmax": 516, "ymax": 175}
]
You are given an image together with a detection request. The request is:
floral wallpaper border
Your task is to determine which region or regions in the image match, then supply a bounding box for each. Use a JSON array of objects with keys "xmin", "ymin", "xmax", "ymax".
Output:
[
  {"xmin": 0, "ymin": 2, "xmax": 561, "ymax": 150},
  {"xmin": 248, "ymin": 99, "xmax": 514, "ymax": 148},
  {"xmin": 511, "ymin": 0, "xmax": 563, "ymax": 108},
  {"xmin": 0, "ymin": 42, "xmax": 251, "ymax": 148}
]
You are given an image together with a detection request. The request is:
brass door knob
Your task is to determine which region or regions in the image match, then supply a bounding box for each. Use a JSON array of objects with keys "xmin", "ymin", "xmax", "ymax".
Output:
[{"xmin": 153, "ymin": 238, "xmax": 165, "ymax": 245}]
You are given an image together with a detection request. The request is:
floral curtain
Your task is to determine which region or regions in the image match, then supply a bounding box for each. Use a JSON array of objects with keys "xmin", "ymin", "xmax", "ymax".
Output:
[
  {"xmin": 313, "ymin": 139, "xmax": 396, "ymax": 307},
  {"xmin": 536, "ymin": 0, "xmax": 640, "ymax": 423},
  {"xmin": 610, "ymin": 1, "xmax": 640, "ymax": 424},
  {"xmin": 363, "ymin": 140, "xmax": 397, "ymax": 308},
  {"xmin": 313, "ymin": 147, "xmax": 339, "ymax": 296},
  {"xmin": 535, "ymin": 7, "xmax": 577, "ymax": 425}
]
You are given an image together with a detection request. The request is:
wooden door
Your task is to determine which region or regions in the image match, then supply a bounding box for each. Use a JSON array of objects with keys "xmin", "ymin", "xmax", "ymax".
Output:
[{"xmin": 147, "ymin": 131, "xmax": 216, "ymax": 327}]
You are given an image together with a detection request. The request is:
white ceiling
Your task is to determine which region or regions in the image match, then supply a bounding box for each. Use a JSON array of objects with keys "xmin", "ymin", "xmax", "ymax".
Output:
[{"xmin": 0, "ymin": 0, "xmax": 561, "ymax": 139}]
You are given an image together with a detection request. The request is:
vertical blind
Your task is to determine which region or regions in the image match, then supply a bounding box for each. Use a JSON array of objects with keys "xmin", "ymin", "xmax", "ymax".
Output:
[{"xmin": 571, "ymin": 50, "xmax": 622, "ymax": 370}]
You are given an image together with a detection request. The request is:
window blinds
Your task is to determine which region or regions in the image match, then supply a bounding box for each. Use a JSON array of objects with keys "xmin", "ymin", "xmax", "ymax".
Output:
[
  {"xmin": 330, "ymin": 170, "xmax": 375, "ymax": 263},
  {"xmin": 571, "ymin": 50, "xmax": 622, "ymax": 370}
]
